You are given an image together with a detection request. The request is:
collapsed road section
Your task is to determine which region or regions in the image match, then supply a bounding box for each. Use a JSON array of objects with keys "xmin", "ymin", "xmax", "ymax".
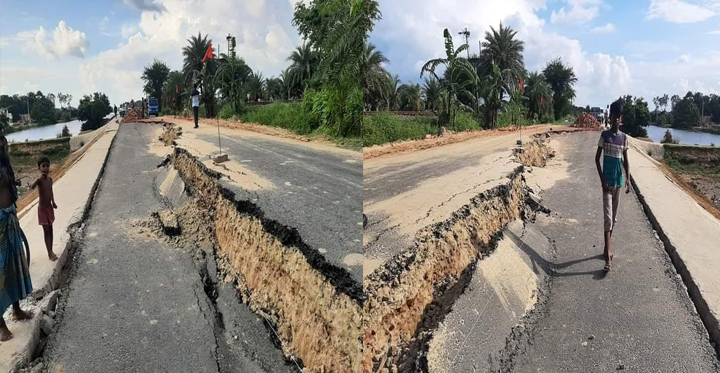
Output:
[
  {"xmin": 363, "ymin": 136, "xmax": 555, "ymax": 373},
  {"xmin": 166, "ymin": 147, "xmax": 363, "ymax": 372}
]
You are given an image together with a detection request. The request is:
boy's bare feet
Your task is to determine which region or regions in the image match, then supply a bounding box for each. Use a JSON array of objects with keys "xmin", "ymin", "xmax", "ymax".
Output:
[
  {"xmin": 48, "ymin": 252, "xmax": 58, "ymax": 261},
  {"xmin": 14, "ymin": 308, "xmax": 34, "ymax": 321},
  {"xmin": 0, "ymin": 326, "xmax": 12, "ymax": 341},
  {"xmin": 604, "ymin": 254, "xmax": 614, "ymax": 272}
]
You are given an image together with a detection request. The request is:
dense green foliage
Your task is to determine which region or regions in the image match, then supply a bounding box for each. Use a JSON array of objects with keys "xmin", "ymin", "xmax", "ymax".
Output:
[
  {"xmin": 0, "ymin": 92, "xmax": 77, "ymax": 127},
  {"xmin": 241, "ymin": 102, "xmax": 315, "ymax": 134},
  {"xmin": 142, "ymin": 59, "xmax": 171, "ymax": 112},
  {"xmin": 617, "ymin": 95, "xmax": 649, "ymax": 138},
  {"xmin": 543, "ymin": 58, "xmax": 577, "ymax": 120},
  {"xmin": 78, "ymin": 92, "xmax": 112, "ymax": 131}
]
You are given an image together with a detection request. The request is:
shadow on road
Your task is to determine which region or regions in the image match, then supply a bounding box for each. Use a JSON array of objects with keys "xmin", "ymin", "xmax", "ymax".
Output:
[{"xmin": 504, "ymin": 229, "xmax": 607, "ymax": 280}]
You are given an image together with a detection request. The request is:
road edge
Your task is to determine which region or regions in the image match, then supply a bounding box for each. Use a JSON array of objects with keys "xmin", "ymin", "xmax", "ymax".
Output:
[
  {"xmin": 630, "ymin": 174, "xmax": 720, "ymax": 356},
  {"xmin": 5, "ymin": 123, "xmax": 121, "ymax": 373}
]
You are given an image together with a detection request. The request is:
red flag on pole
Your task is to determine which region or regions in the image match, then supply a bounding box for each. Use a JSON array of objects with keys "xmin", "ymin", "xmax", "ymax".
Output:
[
  {"xmin": 519, "ymin": 77, "xmax": 524, "ymax": 91},
  {"xmin": 202, "ymin": 43, "xmax": 214, "ymax": 63}
]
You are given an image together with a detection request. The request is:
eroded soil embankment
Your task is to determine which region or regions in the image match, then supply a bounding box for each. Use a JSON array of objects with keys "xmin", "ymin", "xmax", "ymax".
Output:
[
  {"xmin": 169, "ymin": 148, "xmax": 363, "ymax": 373},
  {"xmin": 363, "ymin": 137, "xmax": 553, "ymax": 373}
]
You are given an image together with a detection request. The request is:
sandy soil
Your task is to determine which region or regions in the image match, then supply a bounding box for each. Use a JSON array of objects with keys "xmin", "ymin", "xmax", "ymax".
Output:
[
  {"xmin": 148, "ymin": 115, "xmax": 359, "ymax": 155},
  {"xmin": 660, "ymin": 165, "xmax": 720, "ymax": 221},
  {"xmin": 362, "ymin": 124, "xmax": 582, "ymax": 160}
]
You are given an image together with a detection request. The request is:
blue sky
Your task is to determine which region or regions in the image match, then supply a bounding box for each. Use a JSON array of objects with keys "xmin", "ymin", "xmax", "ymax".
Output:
[
  {"xmin": 0, "ymin": 0, "xmax": 303, "ymax": 106},
  {"xmin": 370, "ymin": 0, "xmax": 720, "ymax": 109}
]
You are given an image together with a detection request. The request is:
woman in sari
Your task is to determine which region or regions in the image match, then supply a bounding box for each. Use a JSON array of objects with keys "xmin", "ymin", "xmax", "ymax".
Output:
[{"xmin": 0, "ymin": 135, "xmax": 33, "ymax": 341}]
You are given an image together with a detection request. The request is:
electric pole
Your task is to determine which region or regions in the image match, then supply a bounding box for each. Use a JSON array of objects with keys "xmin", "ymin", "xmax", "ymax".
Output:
[{"xmin": 459, "ymin": 28, "xmax": 470, "ymax": 59}]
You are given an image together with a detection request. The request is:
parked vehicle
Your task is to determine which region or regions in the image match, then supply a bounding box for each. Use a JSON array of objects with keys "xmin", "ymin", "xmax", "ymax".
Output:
[
  {"xmin": 589, "ymin": 107, "xmax": 604, "ymax": 124},
  {"xmin": 148, "ymin": 98, "xmax": 159, "ymax": 116}
]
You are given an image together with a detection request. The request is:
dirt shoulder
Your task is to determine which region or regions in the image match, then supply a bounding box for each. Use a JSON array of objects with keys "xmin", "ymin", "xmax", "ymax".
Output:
[
  {"xmin": 660, "ymin": 146, "xmax": 720, "ymax": 220},
  {"xmin": 362, "ymin": 124, "xmax": 582, "ymax": 160},
  {"xmin": 149, "ymin": 115, "xmax": 361, "ymax": 152}
]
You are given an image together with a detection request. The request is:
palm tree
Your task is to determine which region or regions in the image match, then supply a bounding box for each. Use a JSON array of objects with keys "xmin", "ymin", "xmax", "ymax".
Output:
[
  {"xmin": 246, "ymin": 71, "xmax": 265, "ymax": 102},
  {"xmin": 215, "ymin": 56, "xmax": 252, "ymax": 113},
  {"xmin": 162, "ymin": 70, "xmax": 185, "ymax": 114},
  {"xmin": 287, "ymin": 43, "xmax": 318, "ymax": 93},
  {"xmin": 182, "ymin": 33, "xmax": 217, "ymax": 117},
  {"xmin": 265, "ymin": 77, "xmax": 284, "ymax": 100},
  {"xmin": 279, "ymin": 68, "xmax": 293, "ymax": 100},
  {"xmin": 543, "ymin": 58, "xmax": 577, "ymax": 120},
  {"xmin": 142, "ymin": 59, "xmax": 170, "ymax": 112},
  {"xmin": 477, "ymin": 23, "xmax": 525, "ymax": 83},
  {"xmin": 363, "ymin": 42, "xmax": 391, "ymax": 111},
  {"xmin": 422, "ymin": 76, "xmax": 442, "ymax": 112},
  {"xmin": 387, "ymin": 74, "xmax": 401, "ymax": 111},
  {"xmin": 481, "ymin": 63, "xmax": 511, "ymax": 128},
  {"xmin": 523, "ymin": 71, "xmax": 553, "ymax": 122},
  {"xmin": 398, "ymin": 84, "xmax": 422, "ymax": 111},
  {"xmin": 421, "ymin": 28, "xmax": 478, "ymax": 129}
]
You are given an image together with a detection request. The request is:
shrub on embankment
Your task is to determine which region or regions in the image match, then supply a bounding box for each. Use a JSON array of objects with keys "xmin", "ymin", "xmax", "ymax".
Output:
[
  {"xmin": 663, "ymin": 145, "xmax": 720, "ymax": 174},
  {"xmin": 363, "ymin": 111, "xmax": 483, "ymax": 147}
]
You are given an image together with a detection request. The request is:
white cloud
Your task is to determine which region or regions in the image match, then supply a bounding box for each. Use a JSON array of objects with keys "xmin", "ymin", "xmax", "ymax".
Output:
[
  {"xmin": 373, "ymin": 0, "xmax": 631, "ymax": 107},
  {"xmin": 678, "ymin": 53, "xmax": 692, "ymax": 62},
  {"xmin": 590, "ymin": 23, "xmax": 616, "ymax": 33},
  {"xmin": 121, "ymin": 24, "xmax": 140, "ymax": 39},
  {"xmin": 76, "ymin": 0, "xmax": 299, "ymax": 104},
  {"xmin": 551, "ymin": 0, "xmax": 604, "ymax": 24},
  {"xmin": 123, "ymin": 0, "xmax": 166, "ymax": 12},
  {"xmin": 33, "ymin": 21, "xmax": 89, "ymax": 59},
  {"xmin": 646, "ymin": 0, "xmax": 715, "ymax": 24}
]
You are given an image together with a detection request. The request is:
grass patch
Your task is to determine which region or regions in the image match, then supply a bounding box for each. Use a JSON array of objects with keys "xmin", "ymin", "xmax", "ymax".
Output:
[
  {"xmin": 363, "ymin": 112, "xmax": 439, "ymax": 147},
  {"xmin": 663, "ymin": 145, "xmax": 720, "ymax": 174},
  {"xmin": 241, "ymin": 102, "xmax": 314, "ymax": 134}
]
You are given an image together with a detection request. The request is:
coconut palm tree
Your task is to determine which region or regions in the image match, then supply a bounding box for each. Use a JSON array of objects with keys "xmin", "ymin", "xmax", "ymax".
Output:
[
  {"xmin": 287, "ymin": 43, "xmax": 318, "ymax": 93},
  {"xmin": 543, "ymin": 58, "xmax": 577, "ymax": 120},
  {"xmin": 182, "ymin": 33, "xmax": 217, "ymax": 117},
  {"xmin": 162, "ymin": 70, "xmax": 185, "ymax": 114},
  {"xmin": 246, "ymin": 71, "xmax": 265, "ymax": 102},
  {"xmin": 422, "ymin": 76, "xmax": 442, "ymax": 112},
  {"xmin": 386, "ymin": 74, "xmax": 401, "ymax": 111},
  {"xmin": 421, "ymin": 28, "xmax": 478, "ymax": 129},
  {"xmin": 477, "ymin": 23, "xmax": 525, "ymax": 83},
  {"xmin": 481, "ymin": 63, "xmax": 511, "ymax": 128},
  {"xmin": 523, "ymin": 71, "xmax": 553, "ymax": 122},
  {"xmin": 214, "ymin": 56, "xmax": 252, "ymax": 113},
  {"xmin": 363, "ymin": 42, "xmax": 391, "ymax": 111},
  {"xmin": 398, "ymin": 84, "xmax": 422, "ymax": 111}
]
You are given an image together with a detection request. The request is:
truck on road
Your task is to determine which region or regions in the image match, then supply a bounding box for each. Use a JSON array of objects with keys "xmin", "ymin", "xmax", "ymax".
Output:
[
  {"xmin": 148, "ymin": 97, "xmax": 159, "ymax": 116},
  {"xmin": 589, "ymin": 107, "xmax": 604, "ymax": 125}
]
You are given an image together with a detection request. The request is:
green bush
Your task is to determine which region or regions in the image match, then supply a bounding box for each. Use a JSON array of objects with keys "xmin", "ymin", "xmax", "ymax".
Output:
[
  {"xmin": 453, "ymin": 111, "xmax": 483, "ymax": 132},
  {"xmin": 363, "ymin": 112, "xmax": 437, "ymax": 147},
  {"xmin": 240, "ymin": 103, "xmax": 313, "ymax": 134},
  {"xmin": 497, "ymin": 111, "xmax": 529, "ymax": 128},
  {"xmin": 219, "ymin": 104, "xmax": 235, "ymax": 120}
]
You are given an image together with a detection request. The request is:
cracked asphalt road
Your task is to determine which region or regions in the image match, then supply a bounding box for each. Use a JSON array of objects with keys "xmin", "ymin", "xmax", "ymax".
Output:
[
  {"xmin": 42, "ymin": 123, "xmax": 295, "ymax": 373},
  {"xmin": 508, "ymin": 132, "xmax": 719, "ymax": 372},
  {"xmin": 181, "ymin": 128, "xmax": 363, "ymax": 284}
]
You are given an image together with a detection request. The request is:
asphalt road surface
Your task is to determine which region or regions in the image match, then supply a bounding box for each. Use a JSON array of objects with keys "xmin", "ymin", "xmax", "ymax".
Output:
[
  {"xmin": 193, "ymin": 130, "xmax": 363, "ymax": 283},
  {"xmin": 508, "ymin": 132, "xmax": 719, "ymax": 372},
  {"xmin": 42, "ymin": 123, "xmax": 296, "ymax": 373}
]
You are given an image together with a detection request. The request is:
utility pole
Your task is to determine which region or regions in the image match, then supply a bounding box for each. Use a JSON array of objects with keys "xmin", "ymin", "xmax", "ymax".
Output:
[
  {"xmin": 458, "ymin": 28, "xmax": 470, "ymax": 59},
  {"xmin": 226, "ymin": 33, "xmax": 231, "ymax": 58},
  {"xmin": 26, "ymin": 95, "xmax": 30, "ymax": 124}
]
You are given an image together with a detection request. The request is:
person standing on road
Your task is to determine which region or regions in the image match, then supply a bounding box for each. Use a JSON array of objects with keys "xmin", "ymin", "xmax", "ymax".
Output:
[
  {"xmin": 191, "ymin": 87, "xmax": 200, "ymax": 129},
  {"xmin": 0, "ymin": 135, "xmax": 33, "ymax": 341},
  {"xmin": 595, "ymin": 99, "xmax": 631, "ymax": 272},
  {"xmin": 114, "ymin": 105, "xmax": 117, "ymax": 117}
]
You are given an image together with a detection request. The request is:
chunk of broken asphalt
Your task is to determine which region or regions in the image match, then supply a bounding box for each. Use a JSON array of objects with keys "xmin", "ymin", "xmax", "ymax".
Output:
[{"xmin": 158, "ymin": 209, "xmax": 180, "ymax": 236}]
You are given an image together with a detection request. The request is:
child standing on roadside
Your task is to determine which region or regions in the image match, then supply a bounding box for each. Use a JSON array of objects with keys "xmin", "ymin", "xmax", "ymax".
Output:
[
  {"xmin": 31, "ymin": 156, "xmax": 58, "ymax": 261},
  {"xmin": 595, "ymin": 99, "xmax": 631, "ymax": 272}
]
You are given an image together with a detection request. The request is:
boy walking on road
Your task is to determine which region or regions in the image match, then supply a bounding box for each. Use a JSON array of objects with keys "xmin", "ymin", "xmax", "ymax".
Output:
[
  {"xmin": 31, "ymin": 156, "xmax": 58, "ymax": 262},
  {"xmin": 595, "ymin": 99, "xmax": 631, "ymax": 272},
  {"xmin": 0, "ymin": 135, "xmax": 33, "ymax": 341},
  {"xmin": 191, "ymin": 87, "xmax": 200, "ymax": 129}
]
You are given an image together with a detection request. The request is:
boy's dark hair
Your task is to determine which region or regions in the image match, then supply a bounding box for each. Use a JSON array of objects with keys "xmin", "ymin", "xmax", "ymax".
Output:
[
  {"xmin": 610, "ymin": 99, "xmax": 623, "ymax": 117},
  {"xmin": 37, "ymin": 155, "xmax": 50, "ymax": 167}
]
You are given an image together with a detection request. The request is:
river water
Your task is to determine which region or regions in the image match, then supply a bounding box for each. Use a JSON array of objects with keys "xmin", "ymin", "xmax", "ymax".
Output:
[
  {"xmin": 645, "ymin": 125, "xmax": 720, "ymax": 146},
  {"xmin": 6, "ymin": 119, "xmax": 83, "ymax": 143}
]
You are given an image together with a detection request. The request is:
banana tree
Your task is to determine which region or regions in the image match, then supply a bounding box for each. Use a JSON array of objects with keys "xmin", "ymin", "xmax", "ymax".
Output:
[{"xmin": 421, "ymin": 28, "xmax": 479, "ymax": 130}]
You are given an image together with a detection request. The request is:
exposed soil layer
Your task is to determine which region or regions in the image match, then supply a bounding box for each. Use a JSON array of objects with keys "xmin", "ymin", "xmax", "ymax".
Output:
[
  {"xmin": 362, "ymin": 137, "xmax": 555, "ymax": 373},
  {"xmin": 662, "ymin": 145, "xmax": 720, "ymax": 219},
  {"xmin": 168, "ymin": 147, "xmax": 362, "ymax": 373}
]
